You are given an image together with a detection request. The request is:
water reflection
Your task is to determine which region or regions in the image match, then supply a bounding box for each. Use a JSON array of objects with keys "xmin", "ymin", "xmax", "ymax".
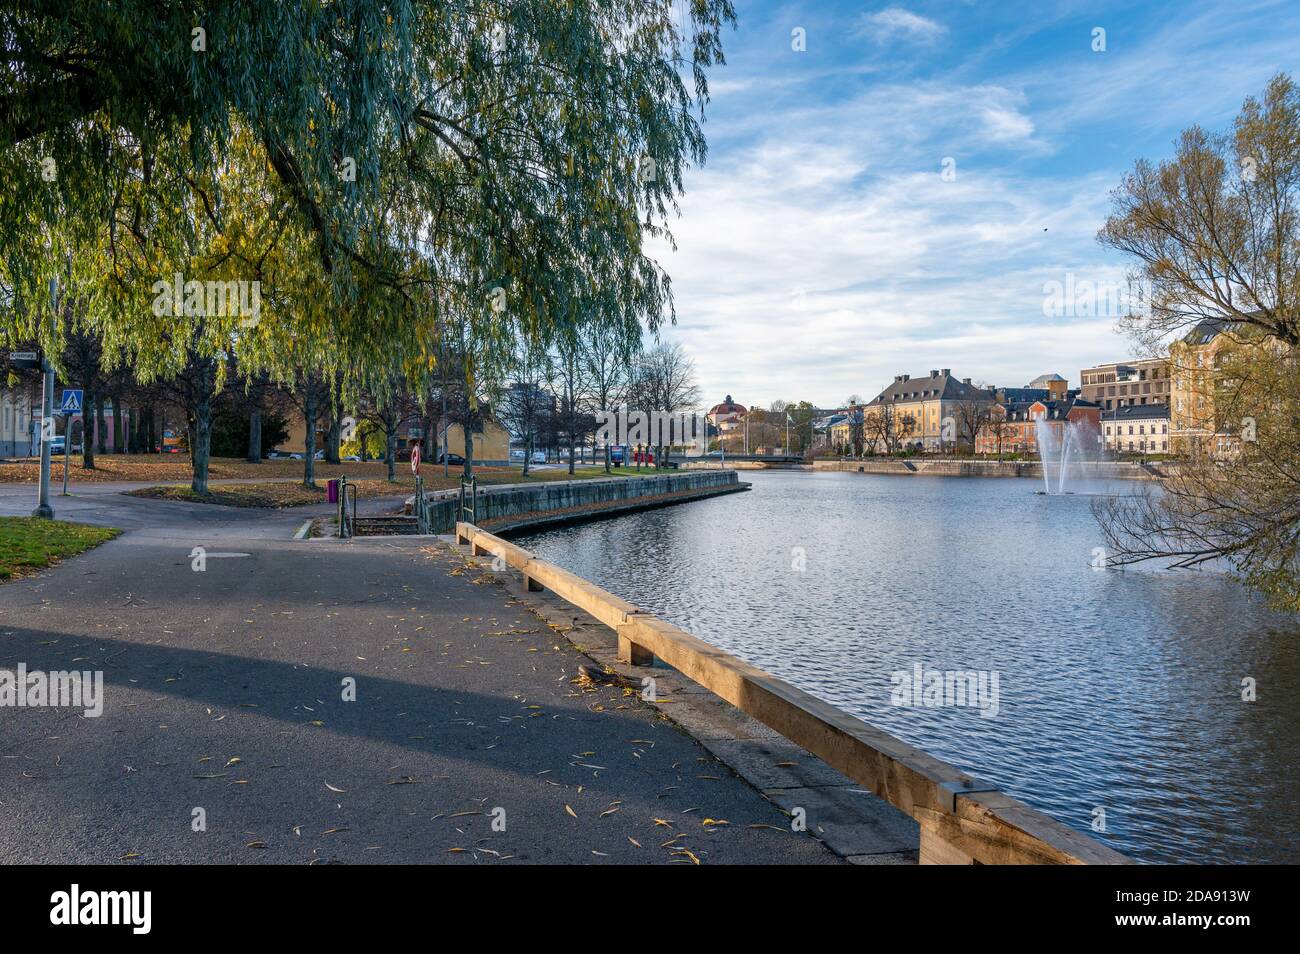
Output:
[{"xmin": 516, "ymin": 470, "xmax": 1300, "ymax": 863}]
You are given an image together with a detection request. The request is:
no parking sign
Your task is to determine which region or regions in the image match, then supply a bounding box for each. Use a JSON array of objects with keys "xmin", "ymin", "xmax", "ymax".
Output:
[{"xmin": 410, "ymin": 444, "xmax": 420, "ymax": 475}]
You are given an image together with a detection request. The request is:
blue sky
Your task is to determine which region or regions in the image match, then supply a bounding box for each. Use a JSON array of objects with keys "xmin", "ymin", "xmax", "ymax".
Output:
[{"xmin": 652, "ymin": 0, "xmax": 1300, "ymax": 408}]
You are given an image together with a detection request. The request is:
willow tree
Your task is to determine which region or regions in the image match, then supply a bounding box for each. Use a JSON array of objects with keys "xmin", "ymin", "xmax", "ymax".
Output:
[
  {"xmin": 1094, "ymin": 73, "xmax": 1300, "ymax": 610},
  {"xmin": 360, "ymin": 0, "xmax": 735, "ymax": 391},
  {"xmin": 1, "ymin": 1, "xmax": 406, "ymax": 306},
  {"xmin": 3, "ymin": 1, "xmax": 736, "ymax": 487},
  {"xmin": 3, "ymin": 0, "xmax": 418, "ymax": 469}
]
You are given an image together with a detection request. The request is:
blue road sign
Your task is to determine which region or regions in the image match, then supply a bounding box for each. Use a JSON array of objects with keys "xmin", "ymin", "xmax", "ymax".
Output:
[{"xmin": 60, "ymin": 389, "xmax": 83, "ymax": 415}]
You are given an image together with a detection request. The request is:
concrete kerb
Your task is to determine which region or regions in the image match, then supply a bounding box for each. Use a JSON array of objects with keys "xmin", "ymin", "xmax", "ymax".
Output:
[
  {"xmin": 451, "ymin": 521, "xmax": 1131, "ymax": 866},
  {"xmin": 445, "ymin": 527, "xmax": 917, "ymax": 864}
]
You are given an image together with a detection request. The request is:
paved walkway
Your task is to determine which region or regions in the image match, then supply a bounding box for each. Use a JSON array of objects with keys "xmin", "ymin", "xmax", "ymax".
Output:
[{"xmin": 0, "ymin": 488, "xmax": 845, "ymax": 863}]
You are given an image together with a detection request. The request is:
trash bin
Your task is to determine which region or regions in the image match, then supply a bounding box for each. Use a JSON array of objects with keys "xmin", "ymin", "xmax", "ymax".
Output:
[{"xmin": 326, "ymin": 478, "xmax": 339, "ymax": 504}]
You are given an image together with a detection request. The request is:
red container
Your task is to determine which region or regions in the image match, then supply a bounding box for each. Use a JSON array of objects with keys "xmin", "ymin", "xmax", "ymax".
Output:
[{"xmin": 326, "ymin": 478, "xmax": 339, "ymax": 504}]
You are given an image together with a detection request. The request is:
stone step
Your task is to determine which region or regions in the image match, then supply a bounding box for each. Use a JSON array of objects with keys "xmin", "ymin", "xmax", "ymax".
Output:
[{"xmin": 353, "ymin": 516, "xmax": 420, "ymax": 536}]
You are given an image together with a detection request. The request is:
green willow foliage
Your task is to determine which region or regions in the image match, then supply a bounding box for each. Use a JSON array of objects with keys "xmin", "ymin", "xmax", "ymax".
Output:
[{"xmin": 0, "ymin": 0, "xmax": 735, "ymax": 391}]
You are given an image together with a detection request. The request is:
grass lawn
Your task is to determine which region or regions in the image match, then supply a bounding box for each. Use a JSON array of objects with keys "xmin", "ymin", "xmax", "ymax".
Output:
[
  {"xmin": 126, "ymin": 483, "xmax": 341, "ymax": 508},
  {"xmin": 122, "ymin": 463, "xmax": 652, "ymax": 509},
  {"xmin": 0, "ymin": 454, "xmax": 417, "ymax": 484},
  {"xmin": 0, "ymin": 517, "xmax": 121, "ymax": 580}
]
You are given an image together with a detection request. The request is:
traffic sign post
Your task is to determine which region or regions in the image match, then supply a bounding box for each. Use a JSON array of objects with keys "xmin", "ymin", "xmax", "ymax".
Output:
[
  {"xmin": 8, "ymin": 351, "xmax": 39, "ymax": 370},
  {"xmin": 58, "ymin": 389, "xmax": 82, "ymax": 497},
  {"xmin": 61, "ymin": 412, "xmax": 70, "ymax": 495}
]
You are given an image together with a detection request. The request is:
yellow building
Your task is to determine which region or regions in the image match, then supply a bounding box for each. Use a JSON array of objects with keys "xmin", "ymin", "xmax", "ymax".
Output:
[
  {"xmin": 438, "ymin": 419, "xmax": 511, "ymax": 464},
  {"xmin": 1169, "ymin": 318, "xmax": 1244, "ymax": 457},
  {"xmin": 282, "ymin": 408, "xmax": 510, "ymax": 465},
  {"xmin": 828, "ymin": 406, "xmax": 862, "ymax": 454},
  {"xmin": 864, "ymin": 369, "xmax": 995, "ymax": 453}
]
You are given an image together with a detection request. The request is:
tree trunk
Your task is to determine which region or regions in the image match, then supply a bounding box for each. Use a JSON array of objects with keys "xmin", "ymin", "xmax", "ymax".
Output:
[
  {"xmin": 96, "ymin": 394, "xmax": 107, "ymax": 455},
  {"xmin": 81, "ymin": 389, "xmax": 96, "ymax": 469},
  {"xmin": 462, "ymin": 422, "xmax": 473, "ymax": 480},
  {"xmin": 247, "ymin": 409, "xmax": 262, "ymax": 463},
  {"xmin": 386, "ymin": 428, "xmax": 397, "ymax": 482},
  {"xmin": 567, "ymin": 415, "xmax": 576, "ymax": 475},
  {"xmin": 302, "ymin": 388, "xmax": 317, "ymax": 487},
  {"xmin": 112, "ymin": 395, "xmax": 124, "ymax": 453},
  {"xmin": 325, "ymin": 407, "xmax": 341, "ymax": 464},
  {"xmin": 150, "ymin": 408, "xmax": 159, "ymax": 455},
  {"xmin": 191, "ymin": 400, "xmax": 212, "ymax": 495}
]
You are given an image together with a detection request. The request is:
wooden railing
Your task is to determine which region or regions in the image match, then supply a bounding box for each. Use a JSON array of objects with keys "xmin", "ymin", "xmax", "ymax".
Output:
[{"xmin": 456, "ymin": 522, "xmax": 1130, "ymax": 866}]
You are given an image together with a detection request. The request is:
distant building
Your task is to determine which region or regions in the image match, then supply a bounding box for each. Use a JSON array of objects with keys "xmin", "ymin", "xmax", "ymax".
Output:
[
  {"xmin": 707, "ymin": 395, "xmax": 746, "ymax": 432},
  {"xmin": 1080, "ymin": 358, "xmax": 1170, "ymax": 410},
  {"xmin": 995, "ymin": 387, "xmax": 1053, "ymax": 404},
  {"xmin": 3, "ymin": 386, "xmax": 131, "ymax": 456},
  {"xmin": 1103, "ymin": 404, "xmax": 1170, "ymax": 454},
  {"xmin": 1, "ymin": 384, "xmax": 37, "ymax": 457},
  {"xmin": 975, "ymin": 395, "xmax": 1102, "ymax": 456},
  {"xmin": 1024, "ymin": 373, "xmax": 1069, "ymax": 400},
  {"xmin": 438, "ymin": 418, "xmax": 511, "ymax": 465},
  {"xmin": 1168, "ymin": 318, "xmax": 1258, "ymax": 457},
  {"xmin": 864, "ymin": 369, "xmax": 995, "ymax": 452},
  {"xmin": 827, "ymin": 405, "xmax": 862, "ymax": 454}
]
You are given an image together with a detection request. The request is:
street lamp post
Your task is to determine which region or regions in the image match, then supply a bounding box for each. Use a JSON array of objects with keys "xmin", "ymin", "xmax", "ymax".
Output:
[{"xmin": 32, "ymin": 276, "xmax": 57, "ymax": 519}]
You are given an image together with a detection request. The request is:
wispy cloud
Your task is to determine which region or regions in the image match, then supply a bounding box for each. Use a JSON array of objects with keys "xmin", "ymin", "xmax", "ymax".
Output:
[
  {"xmin": 856, "ymin": 7, "xmax": 947, "ymax": 44},
  {"xmin": 658, "ymin": 0, "xmax": 1300, "ymax": 408}
]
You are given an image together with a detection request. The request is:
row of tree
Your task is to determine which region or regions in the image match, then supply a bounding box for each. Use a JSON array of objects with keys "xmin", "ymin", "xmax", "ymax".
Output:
[
  {"xmin": 501, "ymin": 338, "xmax": 701, "ymax": 475},
  {"xmin": 0, "ymin": 1, "xmax": 738, "ymax": 491}
]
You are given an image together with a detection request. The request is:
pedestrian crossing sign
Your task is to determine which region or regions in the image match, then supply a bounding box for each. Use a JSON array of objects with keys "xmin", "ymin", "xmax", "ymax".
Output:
[{"xmin": 60, "ymin": 389, "xmax": 83, "ymax": 415}]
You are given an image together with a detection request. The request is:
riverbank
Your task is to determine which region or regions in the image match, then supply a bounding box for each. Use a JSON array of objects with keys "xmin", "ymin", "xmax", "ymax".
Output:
[
  {"xmin": 812, "ymin": 458, "xmax": 1161, "ymax": 479},
  {"xmin": 406, "ymin": 470, "xmax": 746, "ymax": 533},
  {"xmin": 679, "ymin": 458, "xmax": 1164, "ymax": 479}
]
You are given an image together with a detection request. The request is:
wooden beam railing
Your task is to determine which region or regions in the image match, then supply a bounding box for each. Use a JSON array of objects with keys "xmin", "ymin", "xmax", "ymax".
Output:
[{"xmin": 455, "ymin": 522, "xmax": 1130, "ymax": 866}]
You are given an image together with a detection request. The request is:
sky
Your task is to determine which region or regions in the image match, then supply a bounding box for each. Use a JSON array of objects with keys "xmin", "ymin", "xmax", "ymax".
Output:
[{"xmin": 649, "ymin": 0, "xmax": 1300, "ymax": 409}]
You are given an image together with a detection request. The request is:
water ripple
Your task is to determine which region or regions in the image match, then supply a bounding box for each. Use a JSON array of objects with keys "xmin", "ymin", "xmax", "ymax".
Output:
[{"xmin": 518, "ymin": 471, "xmax": 1300, "ymax": 863}]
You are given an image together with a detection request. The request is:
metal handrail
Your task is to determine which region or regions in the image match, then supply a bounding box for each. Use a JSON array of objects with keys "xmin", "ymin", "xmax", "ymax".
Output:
[
  {"xmin": 337, "ymin": 475, "xmax": 358, "ymax": 539},
  {"xmin": 458, "ymin": 475, "xmax": 477, "ymax": 525}
]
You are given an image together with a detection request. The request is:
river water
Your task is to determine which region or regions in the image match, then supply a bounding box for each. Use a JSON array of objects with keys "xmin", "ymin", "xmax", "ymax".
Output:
[{"xmin": 514, "ymin": 470, "xmax": 1300, "ymax": 863}]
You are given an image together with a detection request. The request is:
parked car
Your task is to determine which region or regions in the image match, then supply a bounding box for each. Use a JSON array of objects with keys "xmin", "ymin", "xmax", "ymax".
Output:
[
  {"xmin": 510, "ymin": 449, "xmax": 525, "ymax": 461},
  {"xmin": 437, "ymin": 452, "xmax": 466, "ymax": 465},
  {"xmin": 531, "ymin": 451, "xmax": 547, "ymax": 464},
  {"xmin": 48, "ymin": 436, "xmax": 65, "ymax": 454},
  {"xmin": 342, "ymin": 455, "xmax": 360, "ymax": 462},
  {"xmin": 395, "ymin": 441, "xmax": 422, "ymax": 462}
]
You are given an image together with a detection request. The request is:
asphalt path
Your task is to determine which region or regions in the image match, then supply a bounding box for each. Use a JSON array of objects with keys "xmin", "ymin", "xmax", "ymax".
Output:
[{"xmin": 0, "ymin": 483, "xmax": 838, "ymax": 864}]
